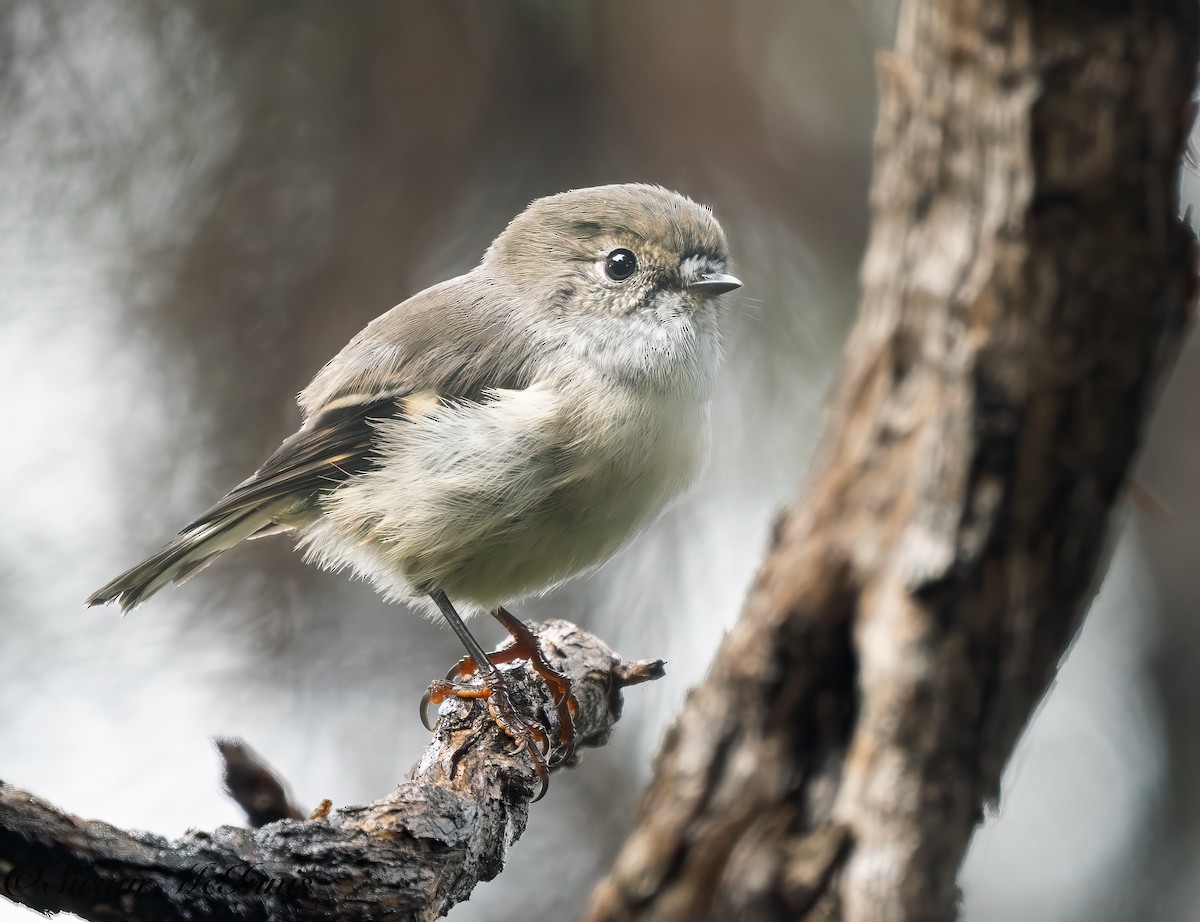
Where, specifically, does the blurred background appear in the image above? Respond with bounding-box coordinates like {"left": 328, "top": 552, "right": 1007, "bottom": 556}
{"left": 2, "top": 2, "right": 1198, "bottom": 919}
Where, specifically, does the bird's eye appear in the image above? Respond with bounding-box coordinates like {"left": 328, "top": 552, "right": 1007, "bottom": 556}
{"left": 604, "top": 248, "right": 638, "bottom": 281}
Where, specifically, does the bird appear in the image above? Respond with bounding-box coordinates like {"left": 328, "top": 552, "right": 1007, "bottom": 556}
{"left": 87, "top": 183, "right": 741, "bottom": 798}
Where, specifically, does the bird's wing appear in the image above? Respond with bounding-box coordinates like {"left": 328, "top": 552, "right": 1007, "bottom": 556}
{"left": 185, "top": 395, "right": 399, "bottom": 529}
{"left": 183, "top": 273, "right": 540, "bottom": 532}
{"left": 298, "top": 274, "right": 538, "bottom": 420}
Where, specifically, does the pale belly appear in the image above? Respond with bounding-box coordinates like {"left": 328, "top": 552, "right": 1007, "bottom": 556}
{"left": 305, "top": 382, "right": 710, "bottom": 609}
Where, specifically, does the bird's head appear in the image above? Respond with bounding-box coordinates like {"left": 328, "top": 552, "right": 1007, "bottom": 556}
{"left": 484, "top": 183, "right": 741, "bottom": 323}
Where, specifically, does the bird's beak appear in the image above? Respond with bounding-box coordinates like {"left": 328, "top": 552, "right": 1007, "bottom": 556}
{"left": 687, "top": 272, "right": 743, "bottom": 296}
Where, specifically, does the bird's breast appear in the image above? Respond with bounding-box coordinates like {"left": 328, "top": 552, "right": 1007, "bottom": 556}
{"left": 561, "top": 381, "right": 710, "bottom": 523}
{"left": 307, "top": 374, "right": 711, "bottom": 607}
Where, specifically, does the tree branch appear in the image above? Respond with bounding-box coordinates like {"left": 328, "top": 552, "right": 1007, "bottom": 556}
{"left": 216, "top": 738, "right": 306, "bottom": 828}
{"left": 587, "top": 1, "right": 1199, "bottom": 920}
{"left": 0, "top": 619, "right": 662, "bottom": 922}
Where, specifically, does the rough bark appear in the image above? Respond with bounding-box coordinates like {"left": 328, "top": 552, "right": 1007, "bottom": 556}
{"left": 587, "top": 2, "right": 1198, "bottom": 920}
{"left": 0, "top": 620, "right": 663, "bottom": 922}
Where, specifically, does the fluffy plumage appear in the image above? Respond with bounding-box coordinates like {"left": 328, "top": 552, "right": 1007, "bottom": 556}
{"left": 87, "top": 184, "right": 737, "bottom": 615}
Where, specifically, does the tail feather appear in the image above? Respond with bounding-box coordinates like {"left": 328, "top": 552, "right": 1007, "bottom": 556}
{"left": 88, "top": 390, "right": 382, "bottom": 612}
{"left": 86, "top": 509, "right": 275, "bottom": 612}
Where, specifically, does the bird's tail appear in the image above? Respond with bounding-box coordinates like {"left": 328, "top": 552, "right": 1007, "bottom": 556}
{"left": 86, "top": 508, "right": 277, "bottom": 612}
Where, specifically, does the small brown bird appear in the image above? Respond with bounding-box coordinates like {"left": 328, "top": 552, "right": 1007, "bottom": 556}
{"left": 87, "top": 183, "right": 741, "bottom": 797}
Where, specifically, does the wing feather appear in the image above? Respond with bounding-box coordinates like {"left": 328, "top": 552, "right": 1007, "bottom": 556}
{"left": 89, "top": 270, "right": 545, "bottom": 609}
{"left": 186, "top": 395, "right": 400, "bottom": 530}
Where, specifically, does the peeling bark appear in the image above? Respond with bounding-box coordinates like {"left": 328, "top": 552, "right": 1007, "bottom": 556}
{"left": 587, "top": 2, "right": 1199, "bottom": 920}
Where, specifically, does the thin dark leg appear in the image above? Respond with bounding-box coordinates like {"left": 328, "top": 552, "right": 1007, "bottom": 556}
{"left": 423, "top": 589, "right": 551, "bottom": 801}
{"left": 430, "top": 589, "right": 498, "bottom": 679}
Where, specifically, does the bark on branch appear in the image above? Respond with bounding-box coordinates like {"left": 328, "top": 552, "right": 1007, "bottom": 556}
{"left": 0, "top": 620, "right": 662, "bottom": 922}
{"left": 588, "top": 2, "right": 1199, "bottom": 920}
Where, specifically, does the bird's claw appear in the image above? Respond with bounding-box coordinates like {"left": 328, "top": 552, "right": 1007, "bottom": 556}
{"left": 422, "top": 669, "right": 553, "bottom": 800}
{"left": 487, "top": 609, "right": 578, "bottom": 768}
{"left": 445, "top": 655, "right": 478, "bottom": 682}
{"left": 420, "top": 614, "right": 578, "bottom": 800}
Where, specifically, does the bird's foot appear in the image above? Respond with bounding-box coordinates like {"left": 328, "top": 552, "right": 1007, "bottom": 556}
{"left": 433, "top": 614, "right": 578, "bottom": 766}
{"left": 419, "top": 614, "right": 578, "bottom": 801}
{"left": 421, "top": 669, "right": 553, "bottom": 801}
{"left": 488, "top": 609, "right": 578, "bottom": 767}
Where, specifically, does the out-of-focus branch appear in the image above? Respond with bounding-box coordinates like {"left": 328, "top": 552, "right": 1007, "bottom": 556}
{"left": 0, "top": 620, "right": 662, "bottom": 922}
{"left": 587, "top": 2, "right": 1198, "bottom": 920}
{"left": 216, "top": 738, "right": 306, "bottom": 828}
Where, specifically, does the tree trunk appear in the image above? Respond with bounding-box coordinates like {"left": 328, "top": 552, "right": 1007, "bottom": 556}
{"left": 586, "top": 1, "right": 1199, "bottom": 919}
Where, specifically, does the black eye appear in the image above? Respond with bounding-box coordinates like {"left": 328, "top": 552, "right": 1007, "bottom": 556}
{"left": 604, "top": 248, "right": 638, "bottom": 281}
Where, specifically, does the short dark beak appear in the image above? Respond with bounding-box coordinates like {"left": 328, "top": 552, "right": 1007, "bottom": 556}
{"left": 688, "top": 273, "right": 743, "bottom": 296}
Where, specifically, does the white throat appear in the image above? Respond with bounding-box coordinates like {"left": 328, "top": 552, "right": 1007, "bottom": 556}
{"left": 540, "top": 303, "right": 723, "bottom": 398}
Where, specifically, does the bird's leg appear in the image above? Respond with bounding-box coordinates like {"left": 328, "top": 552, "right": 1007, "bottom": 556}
{"left": 427, "top": 606, "right": 578, "bottom": 768}
{"left": 422, "top": 589, "right": 551, "bottom": 800}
